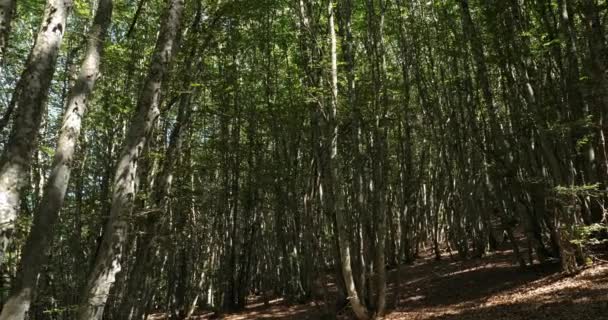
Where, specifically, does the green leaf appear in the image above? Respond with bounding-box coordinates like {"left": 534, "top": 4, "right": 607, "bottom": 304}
{"left": 40, "top": 145, "right": 55, "bottom": 157}
{"left": 74, "top": 0, "right": 92, "bottom": 18}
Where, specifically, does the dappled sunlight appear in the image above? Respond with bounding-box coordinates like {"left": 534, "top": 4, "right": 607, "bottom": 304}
{"left": 4, "top": 0, "right": 608, "bottom": 319}
{"left": 390, "top": 259, "right": 558, "bottom": 311}
{"left": 384, "top": 262, "right": 608, "bottom": 320}
{"left": 176, "top": 253, "right": 608, "bottom": 320}
{"left": 206, "top": 303, "right": 321, "bottom": 320}
{"left": 439, "top": 261, "right": 513, "bottom": 278}
{"left": 176, "top": 296, "right": 328, "bottom": 320}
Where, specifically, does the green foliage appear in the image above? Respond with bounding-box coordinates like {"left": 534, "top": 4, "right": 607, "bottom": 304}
{"left": 39, "top": 145, "right": 55, "bottom": 157}
{"left": 571, "top": 223, "right": 608, "bottom": 247}
{"left": 554, "top": 183, "right": 603, "bottom": 198}
{"left": 575, "top": 134, "right": 592, "bottom": 152}
{"left": 42, "top": 305, "right": 78, "bottom": 316}
{"left": 74, "top": 0, "right": 92, "bottom": 18}
{"left": 15, "top": 215, "right": 33, "bottom": 235}
{"left": 542, "top": 38, "right": 561, "bottom": 47}
{"left": 3, "top": 0, "right": 608, "bottom": 317}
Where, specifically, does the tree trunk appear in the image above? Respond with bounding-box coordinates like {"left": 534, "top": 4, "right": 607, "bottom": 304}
{"left": 365, "top": 0, "right": 388, "bottom": 315}
{"left": 0, "top": 0, "right": 15, "bottom": 63}
{"left": 76, "top": 1, "right": 183, "bottom": 319}
{"left": 458, "top": 0, "right": 506, "bottom": 162}
{"left": 581, "top": 0, "right": 608, "bottom": 222}
{"left": 119, "top": 87, "right": 193, "bottom": 320}
{"left": 0, "top": 0, "right": 72, "bottom": 265}
{"left": 0, "top": 1, "right": 112, "bottom": 318}
{"left": 329, "top": 1, "right": 369, "bottom": 319}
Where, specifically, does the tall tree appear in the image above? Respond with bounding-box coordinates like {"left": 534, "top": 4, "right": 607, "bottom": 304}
{"left": 329, "top": 0, "right": 369, "bottom": 318}
{"left": 76, "top": 0, "right": 183, "bottom": 318}
{"left": 0, "top": 0, "right": 72, "bottom": 265}
{"left": 0, "top": 0, "right": 113, "bottom": 318}
{"left": 0, "top": 0, "right": 605, "bottom": 318}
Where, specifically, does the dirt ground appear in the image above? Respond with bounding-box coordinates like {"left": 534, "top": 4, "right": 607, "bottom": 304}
{"left": 383, "top": 252, "right": 608, "bottom": 320}
{"left": 156, "top": 250, "right": 608, "bottom": 320}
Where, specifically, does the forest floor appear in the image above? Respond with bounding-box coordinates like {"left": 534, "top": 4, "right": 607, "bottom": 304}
{"left": 173, "top": 249, "right": 608, "bottom": 320}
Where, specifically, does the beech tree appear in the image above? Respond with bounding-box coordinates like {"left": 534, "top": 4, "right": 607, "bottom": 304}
{"left": 0, "top": 0, "right": 112, "bottom": 318}
{"left": 0, "top": 0, "right": 605, "bottom": 319}
{"left": 77, "top": 0, "right": 183, "bottom": 318}
{"left": 0, "top": 0, "right": 15, "bottom": 63}
{"left": 0, "top": 0, "right": 71, "bottom": 265}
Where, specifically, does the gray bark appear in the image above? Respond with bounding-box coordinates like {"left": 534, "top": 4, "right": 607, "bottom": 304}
{"left": 458, "top": 0, "right": 507, "bottom": 157}
{"left": 0, "top": 0, "right": 15, "bottom": 62}
{"left": 0, "top": 0, "right": 72, "bottom": 265}
{"left": 76, "top": 0, "right": 183, "bottom": 319}
{"left": 118, "top": 90, "right": 193, "bottom": 320}
{"left": 365, "top": 0, "right": 388, "bottom": 315}
{"left": 329, "top": 2, "right": 369, "bottom": 319}
{"left": 0, "top": 1, "right": 112, "bottom": 319}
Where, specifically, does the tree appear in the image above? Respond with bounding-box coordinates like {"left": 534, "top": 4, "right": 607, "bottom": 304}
{"left": 0, "top": 0, "right": 112, "bottom": 318}
{"left": 0, "top": 0, "right": 16, "bottom": 63}
{"left": 329, "top": 0, "right": 369, "bottom": 318}
{"left": 76, "top": 0, "right": 183, "bottom": 318}
{"left": 0, "top": 0, "right": 72, "bottom": 266}
{"left": 0, "top": 0, "right": 606, "bottom": 318}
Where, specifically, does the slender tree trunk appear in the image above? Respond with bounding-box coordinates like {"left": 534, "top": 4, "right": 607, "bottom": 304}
{"left": 119, "top": 85, "right": 192, "bottom": 320}
{"left": 117, "top": 4, "right": 202, "bottom": 316}
{"left": 0, "top": 1, "right": 112, "bottom": 318}
{"left": 0, "top": 0, "right": 72, "bottom": 265}
{"left": 365, "top": 0, "right": 388, "bottom": 315}
{"left": 458, "top": 0, "right": 506, "bottom": 162}
{"left": 581, "top": 1, "right": 608, "bottom": 213}
{"left": 76, "top": 1, "right": 183, "bottom": 319}
{"left": 329, "top": 2, "right": 369, "bottom": 318}
{"left": 0, "top": 0, "right": 15, "bottom": 63}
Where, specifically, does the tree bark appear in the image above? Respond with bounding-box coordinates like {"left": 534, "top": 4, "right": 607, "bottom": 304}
{"left": 76, "top": 1, "right": 183, "bottom": 319}
{"left": 117, "top": 3, "right": 204, "bottom": 315}
{"left": 0, "top": 0, "right": 72, "bottom": 265}
{"left": 0, "top": 0, "right": 15, "bottom": 63}
{"left": 119, "top": 91, "right": 193, "bottom": 320}
{"left": 458, "top": 0, "right": 506, "bottom": 160}
{"left": 365, "top": 0, "right": 388, "bottom": 315}
{"left": 329, "top": 1, "right": 369, "bottom": 319}
{"left": 0, "top": 0, "right": 112, "bottom": 318}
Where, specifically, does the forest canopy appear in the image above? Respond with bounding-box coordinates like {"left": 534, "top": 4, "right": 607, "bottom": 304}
{"left": 0, "top": 0, "right": 607, "bottom": 319}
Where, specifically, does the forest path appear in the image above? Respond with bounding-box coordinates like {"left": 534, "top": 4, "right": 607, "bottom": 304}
{"left": 184, "top": 251, "right": 608, "bottom": 319}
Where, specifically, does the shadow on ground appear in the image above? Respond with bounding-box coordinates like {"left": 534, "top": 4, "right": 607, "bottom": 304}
{"left": 387, "top": 251, "right": 561, "bottom": 311}
{"left": 157, "top": 250, "right": 608, "bottom": 319}
{"left": 383, "top": 252, "right": 608, "bottom": 320}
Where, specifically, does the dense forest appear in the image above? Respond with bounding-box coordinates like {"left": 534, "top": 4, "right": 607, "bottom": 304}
{"left": 0, "top": 0, "right": 607, "bottom": 319}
